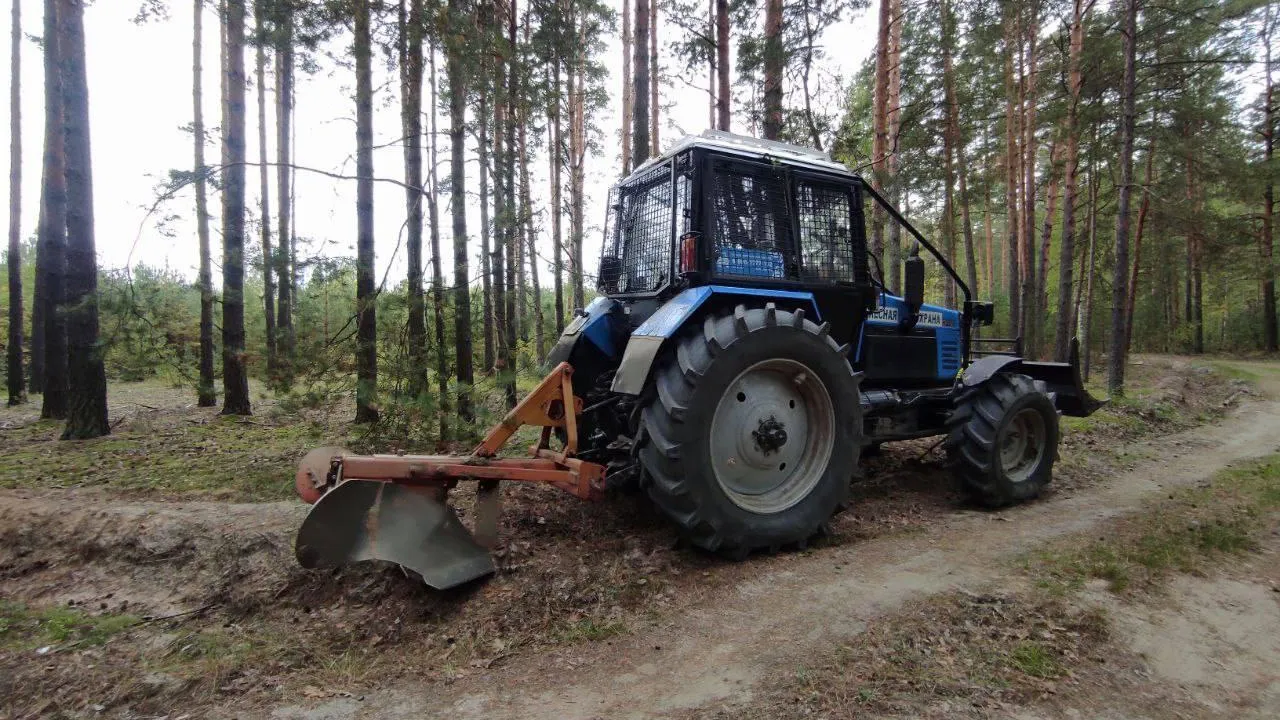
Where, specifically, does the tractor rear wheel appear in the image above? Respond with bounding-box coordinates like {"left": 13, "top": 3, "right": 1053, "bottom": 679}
{"left": 945, "top": 372, "right": 1059, "bottom": 507}
{"left": 639, "top": 303, "right": 862, "bottom": 556}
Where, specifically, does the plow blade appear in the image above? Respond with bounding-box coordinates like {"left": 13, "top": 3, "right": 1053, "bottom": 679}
{"left": 295, "top": 479, "right": 496, "bottom": 590}
{"left": 1019, "top": 338, "right": 1107, "bottom": 418}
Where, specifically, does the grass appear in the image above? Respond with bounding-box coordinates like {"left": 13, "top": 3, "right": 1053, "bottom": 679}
{"left": 556, "top": 617, "right": 628, "bottom": 642}
{"left": 1029, "top": 453, "right": 1280, "bottom": 594}
{"left": 0, "top": 601, "right": 140, "bottom": 651}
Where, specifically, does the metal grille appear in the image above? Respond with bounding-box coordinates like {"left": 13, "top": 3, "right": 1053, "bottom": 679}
{"left": 599, "top": 161, "right": 674, "bottom": 295}
{"left": 795, "top": 181, "right": 863, "bottom": 285}
{"left": 710, "top": 163, "right": 796, "bottom": 280}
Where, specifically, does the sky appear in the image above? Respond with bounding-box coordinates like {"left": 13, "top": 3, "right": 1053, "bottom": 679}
{"left": 1, "top": 0, "right": 877, "bottom": 292}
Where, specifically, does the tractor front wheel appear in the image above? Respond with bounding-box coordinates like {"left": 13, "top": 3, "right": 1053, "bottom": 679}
{"left": 639, "top": 303, "right": 862, "bottom": 556}
{"left": 945, "top": 373, "right": 1059, "bottom": 507}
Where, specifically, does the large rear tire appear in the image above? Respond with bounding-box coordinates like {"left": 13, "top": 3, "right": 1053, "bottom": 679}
{"left": 639, "top": 303, "right": 862, "bottom": 555}
{"left": 946, "top": 372, "right": 1059, "bottom": 507}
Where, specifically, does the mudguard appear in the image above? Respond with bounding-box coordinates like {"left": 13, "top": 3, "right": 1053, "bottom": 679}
{"left": 962, "top": 338, "right": 1105, "bottom": 418}
{"left": 609, "top": 285, "right": 822, "bottom": 395}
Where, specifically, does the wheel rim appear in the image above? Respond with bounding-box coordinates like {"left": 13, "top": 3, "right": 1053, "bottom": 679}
{"left": 709, "top": 359, "right": 835, "bottom": 514}
{"left": 998, "top": 407, "right": 1047, "bottom": 483}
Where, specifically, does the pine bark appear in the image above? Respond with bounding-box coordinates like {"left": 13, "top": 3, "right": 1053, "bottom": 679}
{"left": 274, "top": 6, "right": 293, "bottom": 378}
{"left": 254, "top": 2, "right": 275, "bottom": 375}
{"left": 1109, "top": 0, "right": 1138, "bottom": 394}
{"left": 632, "top": 0, "right": 650, "bottom": 165}
{"left": 885, "top": 0, "right": 903, "bottom": 291}
{"left": 569, "top": 24, "right": 586, "bottom": 311}
{"left": 446, "top": 0, "right": 473, "bottom": 423}
{"left": 221, "top": 0, "right": 251, "bottom": 416}
{"left": 549, "top": 61, "right": 565, "bottom": 332}
{"left": 194, "top": 0, "right": 215, "bottom": 406}
{"left": 1054, "top": 0, "right": 1085, "bottom": 362}
{"left": 490, "top": 0, "right": 508, "bottom": 399}
{"left": 1036, "top": 139, "right": 1061, "bottom": 340}
{"left": 622, "top": 0, "right": 632, "bottom": 174}
{"left": 517, "top": 52, "right": 544, "bottom": 360}
{"left": 58, "top": 0, "right": 109, "bottom": 438}
{"left": 7, "top": 0, "right": 23, "bottom": 406}
{"left": 1263, "top": 3, "right": 1277, "bottom": 351}
{"left": 649, "top": 0, "right": 659, "bottom": 151}
{"left": 1124, "top": 136, "right": 1156, "bottom": 358}
{"left": 762, "top": 0, "right": 783, "bottom": 140}
{"left": 869, "top": 0, "right": 891, "bottom": 269}
{"left": 36, "top": 0, "right": 66, "bottom": 417}
{"left": 353, "top": 0, "right": 378, "bottom": 423}
{"left": 942, "top": 0, "right": 977, "bottom": 300}
{"left": 941, "top": 0, "right": 959, "bottom": 307}
{"left": 478, "top": 91, "right": 495, "bottom": 372}
{"left": 716, "top": 0, "right": 730, "bottom": 130}
{"left": 427, "top": 43, "right": 449, "bottom": 440}
{"left": 400, "top": 0, "right": 427, "bottom": 399}
{"left": 1019, "top": 7, "right": 1039, "bottom": 356}
{"left": 503, "top": 0, "right": 518, "bottom": 407}
{"left": 1003, "top": 11, "right": 1021, "bottom": 336}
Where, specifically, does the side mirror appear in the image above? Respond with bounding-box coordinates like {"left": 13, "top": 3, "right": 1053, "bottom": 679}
{"left": 903, "top": 252, "right": 924, "bottom": 313}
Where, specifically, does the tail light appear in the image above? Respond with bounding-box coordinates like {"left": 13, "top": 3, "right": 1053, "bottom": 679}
{"left": 679, "top": 232, "right": 699, "bottom": 275}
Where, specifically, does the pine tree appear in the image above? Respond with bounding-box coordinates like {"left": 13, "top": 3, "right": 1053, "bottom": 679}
{"left": 221, "top": 0, "right": 252, "bottom": 416}
{"left": 353, "top": 0, "right": 378, "bottom": 423}
{"left": 6, "top": 0, "right": 23, "bottom": 406}
{"left": 1109, "top": 0, "right": 1139, "bottom": 394}
{"left": 193, "top": 0, "right": 216, "bottom": 406}
{"left": 58, "top": 0, "right": 109, "bottom": 439}
{"left": 36, "top": 0, "right": 67, "bottom": 419}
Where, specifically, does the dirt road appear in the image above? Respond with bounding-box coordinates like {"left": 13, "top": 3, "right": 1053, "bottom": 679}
{"left": 269, "top": 361, "right": 1280, "bottom": 720}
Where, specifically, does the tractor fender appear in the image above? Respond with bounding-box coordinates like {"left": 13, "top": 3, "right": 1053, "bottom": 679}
{"left": 545, "top": 296, "right": 623, "bottom": 369}
{"left": 960, "top": 354, "right": 1023, "bottom": 387}
{"left": 610, "top": 285, "right": 822, "bottom": 396}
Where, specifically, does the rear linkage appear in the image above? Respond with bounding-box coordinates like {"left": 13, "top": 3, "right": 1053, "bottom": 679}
{"left": 293, "top": 362, "right": 606, "bottom": 590}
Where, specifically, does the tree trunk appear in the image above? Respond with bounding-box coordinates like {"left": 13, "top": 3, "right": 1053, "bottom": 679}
{"left": 400, "top": 0, "right": 427, "bottom": 399}
{"left": 1003, "top": 10, "right": 1020, "bottom": 337}
{"left": 622, "top": 0, "right": 631, "bottom": 174}
{"left": 6, "top": 0, "right": 23, "bottom": 406}
{"left": 649, "top": 0, "right": 659, "bottom": 152}
{"left": 58, "top": 0, "right": 108, "bottom": 438}
{"left": 762, "top": 0, "right": 783, "bottom": 140}
{"left": 274, "top": 6, "right": 293, "bottom": 380}
{"left": 1019, "top": 7, "right": 1039, "bottom": 357}
{"left": 569, "top": 26, "right": 586, "bottom": 311}
{"left": 1082, "top": 157, "right": 1098, "bottom": 381}
{"left": 716, "top": 0, "right": 729, "bottom": 130}
{"left": 427, "top": 42, "right": 449, "bottom": 441}
{"left": 221, "top": 0, "right": 251, "bottom": 416}
{"left": 273, "top": 8, "right": 293, "bottom": 379}
{"left": 1054, "top": 0, "right": 1085, "bottom": 362}
{"left": 1108, "top": 0, "right": 1138, "bottom": 394}
{"left": 491, "top": 0, "right": 509, "bottom": 399}
{"left": 478, "top": 91, "right": 495, "bottom": 373}
{"left": 869, "top": 0, "right": 891, "bottom": 269}
{"left": 940, "top": 0, "right": 959, "bottom": 307}
{"left": 446, "top": 0, "right": 473, "bottom": 424}
{"left": 1124, "top": 135, "right": 1156, "bottom": 358}
{"left": 1263, "top": 2, "right": 1277, "bottom": 351}
{"left": 550, "top": 60, "right": 565, "bottom": 333}
{"left": 885, "top": 0, "right": 903, "bottom": 292}
{"left": 36, "top": 0, "right": 66, "bottom": 417}
{"left": 1036, "top": 139, "right": 1061, "bottom": 347}
{"left": 353, "top": 0, "right": 377, "bottom": 423}
{"left": 517, "top": 55, "right": 544, "bottom": 361}
{"left": 193, "top": 0, "right": 215, "bottom": 406}
{"left": 254, "top": 2, "right": 275, "bottom": 376}
{"left": 632, "top": 0, "right": 650, "bottom": 165}
{"left": 503, "top": 0, "right": 518, "bottom": 406}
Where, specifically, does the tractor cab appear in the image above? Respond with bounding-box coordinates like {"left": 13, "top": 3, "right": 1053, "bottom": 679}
{"left": 594, "top": 130, "right": 989, "bottom": 391}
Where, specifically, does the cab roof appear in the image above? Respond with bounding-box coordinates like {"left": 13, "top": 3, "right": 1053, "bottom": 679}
{"left": 632, "top": 130, "right": 858, "bottom": 180}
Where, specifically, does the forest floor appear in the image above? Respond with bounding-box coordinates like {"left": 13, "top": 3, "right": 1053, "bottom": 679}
{"left": 0, "top": 355, "right": 1275, "bottom": 719}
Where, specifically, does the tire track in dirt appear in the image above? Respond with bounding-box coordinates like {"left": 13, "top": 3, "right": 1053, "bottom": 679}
{"left": 272, "top": 362, "right": 1280, "bottom": 720}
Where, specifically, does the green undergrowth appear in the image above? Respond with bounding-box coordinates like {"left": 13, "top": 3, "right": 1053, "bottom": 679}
{"left": 0, "top": 601, "right": 140, "bottom": 652}
{"left": 1029, "top": 453, "right": 1280, "bottom": 594}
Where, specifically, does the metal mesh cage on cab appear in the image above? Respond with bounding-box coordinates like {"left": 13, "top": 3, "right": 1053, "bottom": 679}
{"left": 709, "top": 161, "right": 798, "bottom": 281}
{"left": 598, "top": 161, "right": 675, "bottom": 295}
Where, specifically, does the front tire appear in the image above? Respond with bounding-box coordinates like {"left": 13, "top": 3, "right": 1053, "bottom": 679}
{"left": 640, "top": 303, "right": 862, "bottom": 555}
{"left": 946, "top": 372, "right": 1059, "bottom": 507}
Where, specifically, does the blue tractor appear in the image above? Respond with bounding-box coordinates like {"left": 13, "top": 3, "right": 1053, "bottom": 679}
{"left": 293, "top": 131, "right": 1103, "bottom": 589}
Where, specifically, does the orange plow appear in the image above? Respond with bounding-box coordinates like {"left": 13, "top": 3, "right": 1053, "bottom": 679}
{"left": 294, "top": 363, "right": 606, "bottom": 589}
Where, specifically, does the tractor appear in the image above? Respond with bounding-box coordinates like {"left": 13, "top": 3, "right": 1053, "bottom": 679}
{"left": 293, "top": 131, "right": 1103, "bottom": 590}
